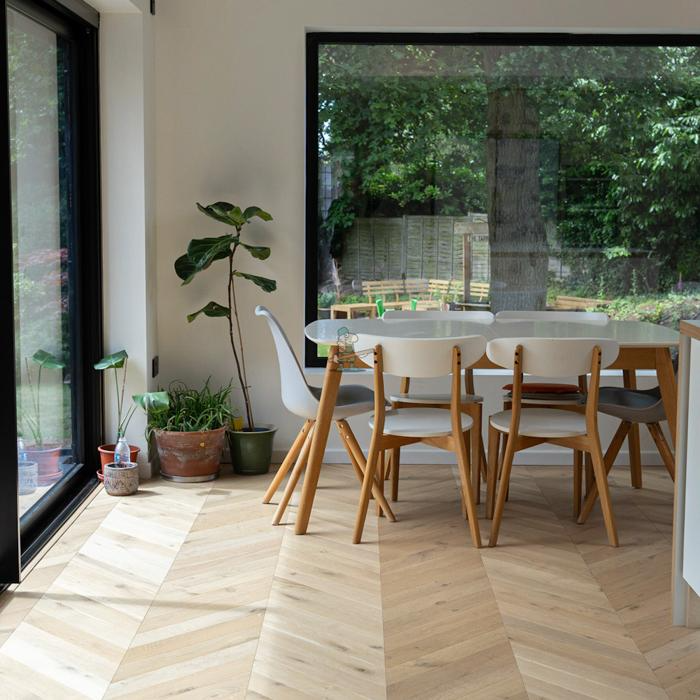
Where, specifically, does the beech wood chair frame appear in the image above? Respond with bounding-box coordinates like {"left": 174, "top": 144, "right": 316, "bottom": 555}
{"left": 487, "top": 341, "right": 620, "bottom": 547}
{"left": 354, "top": 343, "right": 482, "bottom": 547}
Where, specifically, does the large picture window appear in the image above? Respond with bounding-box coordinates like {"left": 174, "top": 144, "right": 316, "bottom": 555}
{"left": 1, "top": 0, "right": 101, "bottom": 583}
{"left": 305, "top": 34, "right": 700, "bottom": 365}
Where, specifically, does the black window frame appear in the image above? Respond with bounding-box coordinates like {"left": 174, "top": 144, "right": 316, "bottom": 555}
{"left": 0, "top": 0, "right": 102, "bottom": 584}
{"left": 304, "top": 31, "right": 700, "bottom": 368}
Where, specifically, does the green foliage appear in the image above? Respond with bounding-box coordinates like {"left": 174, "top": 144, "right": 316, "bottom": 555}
{"left": 94, "top": 350, "right": 128, "bottom": 370}
{"left": 318, "top": 43, "right": 700, "bottom": 297}
{"left": 175, "top": 202, "right": 277, "bottom": 430}
{"left": 22, "top": 349, "right": 66, "bottom": 446}
{"left": 146, "top": 381, "right": 234, "bottom": 435}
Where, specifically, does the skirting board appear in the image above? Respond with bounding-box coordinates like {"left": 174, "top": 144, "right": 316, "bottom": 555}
{"left": 270, "top": 447, "right": 664, "bottom": 467}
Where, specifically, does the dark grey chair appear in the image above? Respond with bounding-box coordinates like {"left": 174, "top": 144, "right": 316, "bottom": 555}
{"left": 597, "top": 385, "right": 674, "bottom": 477}
{"left": 578, "top": 384, "right": 674, "bottom": 523}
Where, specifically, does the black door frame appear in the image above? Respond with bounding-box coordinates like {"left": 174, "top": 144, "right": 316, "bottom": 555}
{"left": 0, "top": 0, "right": 102, "bottom": 584}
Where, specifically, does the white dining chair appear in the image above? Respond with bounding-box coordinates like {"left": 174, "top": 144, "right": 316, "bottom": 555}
{"left": 353, "top": 333, "right": 487, "bottom": 547}
{"left": 485, "top": 337, "right": 620, "bottom": 547}
{"left": 495, "top": 310, "right": 610, "bottom": 324}
{"left": 256, "top": 306, "right": 395, "bottom": 524}
{"left": 496, "top": 309, "right": 611, "bottom": 512}
{"left": 380, "top": 309, "right": 492, "bottom": 504}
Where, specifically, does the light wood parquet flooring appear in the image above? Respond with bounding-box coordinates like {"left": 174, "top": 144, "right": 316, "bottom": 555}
{"left": 0, "top": 459, "right": 698, "bottom": 699}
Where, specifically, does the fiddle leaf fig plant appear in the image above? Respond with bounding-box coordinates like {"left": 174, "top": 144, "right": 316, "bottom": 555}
{"left": 174, "top": 201, "right": 277, "bottom": 430}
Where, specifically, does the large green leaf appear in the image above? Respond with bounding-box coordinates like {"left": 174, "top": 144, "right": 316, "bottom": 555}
{"left": 174, "top": 254, "right": 198, "bottom": 284}
{"left": 196, "top": 202, "right": 246, "bottom": 228}
{"left": 241, "top": 243, "right": 271, "bottom": 260}
{"left": 242, "top": 206, "right": 273, "bottom": 222}
{"left": 175, "top": 235, "right": 233, "bottom": 284}
{"left": 233, "top": 271, "right": 277, "bottom": 293}
{"left": 186, "top": 301, "right": 231, "bottom": 323}
{"left": 94, "top": 349, "right": 128, "bottom": 370}
{"left": 132, "top": 391, "right": 169, "bottom": 411}
{"left": 31, "top": 349, "right": 65, "bottom": 369}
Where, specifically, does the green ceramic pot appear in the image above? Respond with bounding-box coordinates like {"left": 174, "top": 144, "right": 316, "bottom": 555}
{"left": 228, "top": 425, "right": 277, "bottom": 475}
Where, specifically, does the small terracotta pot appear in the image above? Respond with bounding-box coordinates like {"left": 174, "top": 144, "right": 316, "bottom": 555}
{"left": 155, "top": 427, "right": 226, "bottom": 482}
{"left": 97, "top": 444, "right": 141, "bottom": 480}
{"left": 103, "top": 462, "right": 139, "bottom": 496}
{"left": 25, "top": 444, "right": 64, "bottom": 486}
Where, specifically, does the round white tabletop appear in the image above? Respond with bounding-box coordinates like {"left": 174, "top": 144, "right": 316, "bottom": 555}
{"left": 305, "top": 318, "right": 679, "bottom": 348}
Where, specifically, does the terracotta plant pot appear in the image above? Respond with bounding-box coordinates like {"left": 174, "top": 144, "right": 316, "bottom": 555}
{"left": 155, "top": 426, "right": 226, "bottom": 482}
{"left": 103, "top": 462, "right": 139, "bottom": 496}
{"left": 18, "top": 461, "right": 38, "bottom": 496}
{"left": 24, "top": 444, "right": 64, "bottom": 486}
{"left": 97, "top": 444, "right": 141, "bottom": 480}
{"left": 228, "top": 425, "right": 277, "bottom": 475}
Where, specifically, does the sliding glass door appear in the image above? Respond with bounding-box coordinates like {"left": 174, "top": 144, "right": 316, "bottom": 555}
{"left": 0, "top": 0, "right": 101, "bottom": 584}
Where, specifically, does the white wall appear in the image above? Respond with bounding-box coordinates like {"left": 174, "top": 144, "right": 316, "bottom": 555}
{"left": 153, "top": 0, "right": 698, "bottom": 466}
{"left": 98, "top": 0, "right": 157, "bottom": 476}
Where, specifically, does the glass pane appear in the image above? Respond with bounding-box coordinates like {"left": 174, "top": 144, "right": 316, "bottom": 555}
{"left": 8, "top": 8, "right": 77, "bottom": 517}
{"left": 313, "top": 41, "right": 700, "bottom": 353}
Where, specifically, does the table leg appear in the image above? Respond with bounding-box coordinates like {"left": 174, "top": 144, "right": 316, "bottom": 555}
{"left": 295, "top": 344, "right": 342, "bottom": 535}
{"left": 623, "top": 369, "right": 642, "bottom": 489}
{"left": 656, "top": 347, "right": 678, "bottom": 448}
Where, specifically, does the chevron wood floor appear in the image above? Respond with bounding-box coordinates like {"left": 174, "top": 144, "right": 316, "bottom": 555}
{"left": 0, "top": 460, "right": 699, "bottom": 699}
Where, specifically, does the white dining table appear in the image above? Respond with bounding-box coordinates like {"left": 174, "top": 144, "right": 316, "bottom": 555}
{"left": 293, "top": 317, "right": 679, "bottom": 535}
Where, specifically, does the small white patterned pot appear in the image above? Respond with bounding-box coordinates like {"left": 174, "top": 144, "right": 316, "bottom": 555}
{"left": 103, "top": 462, "right": 139, "bottom": 496}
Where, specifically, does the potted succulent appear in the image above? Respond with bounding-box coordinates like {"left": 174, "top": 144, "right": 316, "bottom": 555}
{"left": 147, "top": 381, "right": 233, "bottom": 482}
{"left": 21, "top": 349, "right": 67, "bottom": 486}
{"left": 94, "top": 350, "right": 141, "bottom": 475}
{"left": 175, "top": 201, "right": 277, "bottom": 475}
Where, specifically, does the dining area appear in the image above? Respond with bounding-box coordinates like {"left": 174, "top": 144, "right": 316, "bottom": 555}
{"left": 259, "top": 308, "right": 679, "bottom": 553}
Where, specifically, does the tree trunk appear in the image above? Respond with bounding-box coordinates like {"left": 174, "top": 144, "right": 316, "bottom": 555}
{"left": 486, "top": 85, "right": 548, "bottom": 312}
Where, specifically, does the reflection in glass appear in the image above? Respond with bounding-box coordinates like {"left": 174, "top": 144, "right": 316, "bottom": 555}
{"left": 8, "top": 8, "right": 76, "bottom": 515}
{"left": 313, "top": 42, "right": 700, "bottom": 339}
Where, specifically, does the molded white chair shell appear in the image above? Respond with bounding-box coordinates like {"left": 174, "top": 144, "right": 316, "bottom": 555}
{"left": 490, "top": 408, "right": 586, "bottom": 438}
{"left": 383, "top": 310, "right": 494, "bottom": 323}
{"left": 356, "top": 334, "right": 487, "bottom": 379}
{"left": 486, "top": 337, "right": 619, "bottom": 377}
{"left": 256, "top": 306, "right": 374, "bottom": 420}
{"left": 495, "top": 310, "right": 609, "bottom": 324}
{"left": 370, "top": 408, "right": 474, "bottom": 438}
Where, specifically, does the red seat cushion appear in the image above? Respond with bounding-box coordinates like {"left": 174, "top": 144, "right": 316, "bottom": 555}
{"left": 502, "top": 382, "right": 581, "bottom": 394}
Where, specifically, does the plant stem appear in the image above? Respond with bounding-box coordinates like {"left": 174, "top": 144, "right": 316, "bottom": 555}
{"left": 37, "top": 364, "right": 42, "bottom": 447}
{"left": 118, "top": 358, "right": 128, "bottom": 434}
{"left": 227, "top": 245, "right": 255, "bottom": 430}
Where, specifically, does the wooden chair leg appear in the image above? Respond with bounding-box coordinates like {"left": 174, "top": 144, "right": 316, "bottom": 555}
{"left": 338, "top": 420, "right": 396, "bottom": 522}
{"left": 588, "top": 439, "right": 619, "bottom": 546}
{"left": 390, "top": 447, "right": 400, "bottom": 502}
{"left": 376, "top": 452, "right": 386, "bottom": 517}
{"left": 647, "top": 422, "right": 675, "bottom": 480}
{"left": 471, "top": 405, "right": 482, "bottom": 505}
{"left": 335, "top": 420, "right": 365, "bottom": 484}
{"left": 573, "top": 450, "right": 582, "bottom": 519}
{"left": 272, "top": 425, "right": 315, "bottom": 525}
{"left": 486, "top": 425, "right": 499, "bottom": 519}
{"left": 578, "top": 420, "right": 630, "bottom": 524}
{"left": 489, "top": 432, "right": 516, "bottom": 547}
{"left": 585, "top": 454, "right": 594, "bottom": 496}
{"left": 623, "top": 369, "right": 643, "bottom": 489}
{"left": 384, "top": 450, "right": 391, "bottom": 480}
{"left": 262, "top": 420, "right": 312, "bottom": 503}
{"left": 455, "top": 428, "right": 482, "bottom": 548}
{"left": 353, "top": 445, "right": 381, "bottom": 544}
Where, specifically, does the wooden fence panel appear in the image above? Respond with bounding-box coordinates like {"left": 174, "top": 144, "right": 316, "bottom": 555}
{"left": 338, "top": 215, "right": 489, "bottom": 292}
